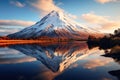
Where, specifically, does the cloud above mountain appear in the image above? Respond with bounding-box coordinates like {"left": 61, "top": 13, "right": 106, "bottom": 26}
{"left": 81, "top": 12, "right": 120, "bottom": 33}
{"left": 0, "top": 20, "right": 35, "bottom": 27}
{"left": 0, "top": 20, "right": 35, "bottom": 35}
{"left": 30, "top": 0, "right": 63, "bottom": 16}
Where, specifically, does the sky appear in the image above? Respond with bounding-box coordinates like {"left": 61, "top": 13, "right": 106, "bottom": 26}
{"left": 0, "top": 0, "right": 120, "bottom": 36}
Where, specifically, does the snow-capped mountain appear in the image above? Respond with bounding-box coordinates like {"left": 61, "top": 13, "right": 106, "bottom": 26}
{"left": 7, "top": 10, "right": 95, "bottom": 39}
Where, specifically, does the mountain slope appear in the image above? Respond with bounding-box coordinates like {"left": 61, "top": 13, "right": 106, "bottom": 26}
{"left": 7, "top": 11, "right": 96, "bottom": 39}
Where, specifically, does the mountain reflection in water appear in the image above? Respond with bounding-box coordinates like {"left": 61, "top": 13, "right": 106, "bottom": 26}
{"left": 8, "top": 42, "right": 90, "bottom": 72}
{"left": 0, "top": 41, "right": 119, "bottom": 80}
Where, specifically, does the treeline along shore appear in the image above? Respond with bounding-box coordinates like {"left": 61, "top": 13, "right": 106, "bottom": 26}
{"left": 87, "top": 28, "right": 120, "bottom": 49}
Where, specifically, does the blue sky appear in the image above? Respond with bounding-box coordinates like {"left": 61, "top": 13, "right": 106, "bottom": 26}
{"left": 0, "top": 0, "right": 120, "bottom": 35}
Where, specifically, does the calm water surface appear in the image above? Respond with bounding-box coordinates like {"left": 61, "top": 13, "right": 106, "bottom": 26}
{"left": 0, "top": 41, "right": 119, "bottom": 80}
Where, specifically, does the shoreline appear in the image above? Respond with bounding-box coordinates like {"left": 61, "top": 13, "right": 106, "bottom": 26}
{"left": 0, "top": 40, "right": 87, "bottom": 47}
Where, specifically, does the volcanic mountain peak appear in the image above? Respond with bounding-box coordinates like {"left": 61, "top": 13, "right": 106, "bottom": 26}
{"left": 7, "top": 10, "right": 97, "bottom": 39}
{"left": 34, "top": 10, "right": 81, "bottom": 30}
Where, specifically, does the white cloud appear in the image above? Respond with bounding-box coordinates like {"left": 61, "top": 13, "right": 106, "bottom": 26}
{"left": 29, "top": 0, "right": 77, "bottom": 20}
{"left": 0, "top": 26, "right": 22, "bottom": 36}
{"left": 81, "top": 12, "right": 120, "bottom": 33}
{"left": 30, "top": 0, "right": 63, "bottom": 16}
{"left": 0, "top": 20, "right": 35, "bottom": 35}
{"left": 95, "top": 0, "right": 119, "bottom": 4}
{"left": 0, "top": 20, "right": 35, "bottom": 27}
{"left": 82, "top": 12, "right": 108, "bottom": 24}
{"left": 26, "top": 0, "right": 78, "bottom": 21}
{"left": 10, "top": 1, "right": 25, "bottom": 7}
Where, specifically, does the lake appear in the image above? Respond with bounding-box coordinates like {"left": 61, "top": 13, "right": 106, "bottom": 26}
{"left": 0, "top": 41, "right": 119, "bottom": 80}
